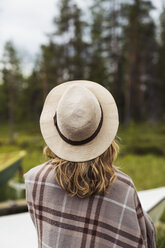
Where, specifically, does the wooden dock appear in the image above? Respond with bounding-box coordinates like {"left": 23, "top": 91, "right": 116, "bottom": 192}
{"left": 0, "top": 199, "right": 27, "bottom": 216}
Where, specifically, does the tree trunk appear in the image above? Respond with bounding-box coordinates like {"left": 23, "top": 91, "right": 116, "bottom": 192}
{"left": 8, "top": 73, "right": 14, "bottom": 144}
{"left": 42, "top": 70, "right": 49, "bottom": 100}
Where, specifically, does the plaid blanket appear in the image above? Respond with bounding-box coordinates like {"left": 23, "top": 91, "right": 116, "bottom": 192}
{"left": 24, "top": 161, "right": 156, "bottom": 248}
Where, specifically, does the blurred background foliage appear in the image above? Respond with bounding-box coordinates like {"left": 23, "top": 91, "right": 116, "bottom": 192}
{"left": 1, "top": 0, "right": 165, "bottom": 128}
{"left": 0, "top": 0, "right": 165, "bottom": 245}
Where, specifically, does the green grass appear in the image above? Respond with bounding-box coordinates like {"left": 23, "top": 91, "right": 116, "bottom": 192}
{"left": 118, "top": 122, "right": 165, "bottom": 156}
{"left": 0, "top": 121, "right": 165, "bottom": 189}
{"left": 116, "top": 154, "right": 165, "bottom": 191}
{"left": 156, "top": 221, "right": 165, "bottom": 248}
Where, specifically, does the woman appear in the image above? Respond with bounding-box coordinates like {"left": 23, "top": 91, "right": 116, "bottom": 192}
{"left": 24, "top": 80, "right": 156, "bottom": 248}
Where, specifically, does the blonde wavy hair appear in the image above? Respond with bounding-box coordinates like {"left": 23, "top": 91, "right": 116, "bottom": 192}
{"left": 44, "top": 140, "right": 119, "bottom": 198}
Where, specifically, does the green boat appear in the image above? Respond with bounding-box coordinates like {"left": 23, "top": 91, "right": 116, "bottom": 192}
{"left": 0, "top": 151, "right": 26, "bottom": 187}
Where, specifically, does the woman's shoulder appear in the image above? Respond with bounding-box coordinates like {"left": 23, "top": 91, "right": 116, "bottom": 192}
{"left": 114, "top": 167, "right": 136, "bottom": 190}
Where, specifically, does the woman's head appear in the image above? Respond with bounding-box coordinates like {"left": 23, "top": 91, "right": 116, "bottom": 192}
{"left": 44, "top": 140, "right": 119, "bottom": 198}
{"left": 40, "top": 80, "right": 119, "bottom": 162}
{"left": 40, "top": 80, "right": 119, "bottom": 198}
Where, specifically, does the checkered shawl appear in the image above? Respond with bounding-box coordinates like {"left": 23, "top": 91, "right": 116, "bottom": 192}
{"left": 24, "top": 161, "right": 156, "bottom": 248}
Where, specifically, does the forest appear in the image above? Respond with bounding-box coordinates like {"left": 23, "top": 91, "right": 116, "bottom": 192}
{"left": 0, "top": 0, "right": 165, "bottom": 143}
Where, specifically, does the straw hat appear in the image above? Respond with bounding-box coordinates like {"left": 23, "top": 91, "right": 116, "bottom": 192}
{"left": 40, "top": 80, "right": 119, "bottom": 162}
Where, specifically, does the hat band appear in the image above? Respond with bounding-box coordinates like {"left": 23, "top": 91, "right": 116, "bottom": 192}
{"left": 53, "top": 106, "right": 103, "bottom": 146}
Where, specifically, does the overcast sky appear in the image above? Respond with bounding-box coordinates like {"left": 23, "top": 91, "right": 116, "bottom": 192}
{"left": 0, "top": 0, "right": 163, "bottom": 66}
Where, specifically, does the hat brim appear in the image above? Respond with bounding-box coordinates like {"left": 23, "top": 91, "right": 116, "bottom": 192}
{"left": 40, "top": 80, "right": 119, "bottom": 162}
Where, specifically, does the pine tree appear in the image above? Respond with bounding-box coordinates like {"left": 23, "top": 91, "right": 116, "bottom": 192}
{"left": 40, "top": 0, "right": 88, "bottom": 85}
{"left": 1, "top": 41, "right": 23, "bottom": 143}
{"left": 103, "top": 0, "right": 124, "bottom": 117}
{"left": 88, "top": 0, "right": 109, "bottom": 88}
{"left": 53, "top": 0, "right": 74, "bottom": 81}
{"left": 70, "top": 4, "right": 88, "bottom": 79}
{"left": 121, "top": 0, "right": 156, "bottom": 122}
{"left": 141, "top": 21, "right": 159, "bottom": 122}
{"left": 24, "top": 68, "right": 43, "bottom": 121}
{"left": 40, "top": 41, "right": 64, "bottom": 97}
{"left": 158, "top": 8, "right": 165, "bottom": 119}
{"left": 88, "top": 0, "right": 124, "bottom": 118}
